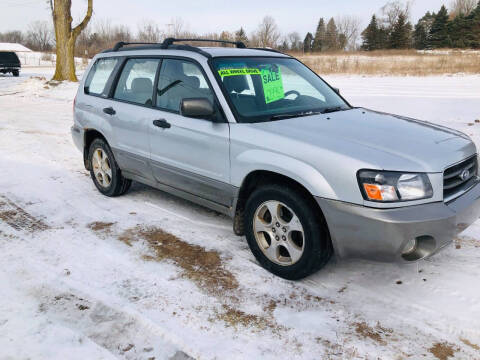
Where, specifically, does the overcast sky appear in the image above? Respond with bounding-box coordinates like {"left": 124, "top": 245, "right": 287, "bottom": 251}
{"left": 1, "top": 0, "right": 449, "bottom": 36}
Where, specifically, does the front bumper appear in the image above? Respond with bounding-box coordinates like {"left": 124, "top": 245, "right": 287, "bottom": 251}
{"left": 316, "top": 182, "right": 480, "bottom": 262}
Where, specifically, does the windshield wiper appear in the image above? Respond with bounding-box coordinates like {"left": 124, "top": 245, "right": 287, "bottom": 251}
{"left": 270, "top": 111, "right": 322, "bottom": 121}
{"left": 321, "top": 106, "right": 348, "bottom": 114}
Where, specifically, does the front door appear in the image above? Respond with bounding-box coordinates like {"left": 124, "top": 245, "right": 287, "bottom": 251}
{"left": 148, "top": 58, "right": 232, "bottom": 206}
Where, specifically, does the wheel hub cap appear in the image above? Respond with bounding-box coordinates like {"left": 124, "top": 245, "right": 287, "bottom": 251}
{"left": 92, "top": 148, "right": 112, "bottom": 188}
{"left": 253, "top": 200, "right": 305, "bottom": 266}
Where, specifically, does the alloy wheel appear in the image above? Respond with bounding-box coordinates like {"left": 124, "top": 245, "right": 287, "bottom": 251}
{"left": 253, "top": 200, "right": 305, "bottom": 266}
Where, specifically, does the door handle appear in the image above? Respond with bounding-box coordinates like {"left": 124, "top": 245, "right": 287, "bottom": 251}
{"left": 103, "top": 107, "right": 116, "bottom": 115}
{"left": 153, "top": 119, "right": 171, "bottom": 129}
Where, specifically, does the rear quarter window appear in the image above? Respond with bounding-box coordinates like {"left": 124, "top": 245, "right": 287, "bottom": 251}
{"left": 84, "top": 58, "right": 118, "bottom": 96}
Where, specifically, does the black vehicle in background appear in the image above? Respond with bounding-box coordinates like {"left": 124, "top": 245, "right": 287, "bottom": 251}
{"left": 0, "top": 52, "right": 21, "bottom": 77}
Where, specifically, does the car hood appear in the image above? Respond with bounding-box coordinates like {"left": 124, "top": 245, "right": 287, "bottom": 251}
{"left": 246, "top": 108, "right": 476, "bottom": 172}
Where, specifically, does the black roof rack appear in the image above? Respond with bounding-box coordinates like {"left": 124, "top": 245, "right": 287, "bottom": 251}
{"left": 104, "top": 38, "right": 289, "bottom": 59}
{"left": 160, "top": 37, "right": 246, "bottom": 49}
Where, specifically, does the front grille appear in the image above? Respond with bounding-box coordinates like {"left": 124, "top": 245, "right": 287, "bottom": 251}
{"left": 443, "top": 155, "right": 478, "bottom": 200}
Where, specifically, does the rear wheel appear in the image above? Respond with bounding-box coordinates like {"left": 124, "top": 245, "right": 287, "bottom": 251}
{"left": 12, "top": 70, "right": 19, "bottom": 77}
{"left": 88, "top": 138, "right": 131, "bottom": 197}
{"left": 244, "top": 184, "right": 332, "bottom": 280}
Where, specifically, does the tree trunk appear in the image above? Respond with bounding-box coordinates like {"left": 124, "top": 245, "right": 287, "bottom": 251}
{"left": 51, "top": 0, "right": 93, "bottom": 82}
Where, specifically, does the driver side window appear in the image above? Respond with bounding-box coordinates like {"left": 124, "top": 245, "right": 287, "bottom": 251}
{"left": 156, "top": 59, "right": 215, "bottom": 113}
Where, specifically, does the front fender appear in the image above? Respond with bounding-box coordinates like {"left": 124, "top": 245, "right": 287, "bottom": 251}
{"left": 232, "top": 149, "right": 337, "bottom": 199}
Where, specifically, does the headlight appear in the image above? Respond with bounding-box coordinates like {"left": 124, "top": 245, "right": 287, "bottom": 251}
{"left": 357, "top": 170, "right": 433, "bottom": 202}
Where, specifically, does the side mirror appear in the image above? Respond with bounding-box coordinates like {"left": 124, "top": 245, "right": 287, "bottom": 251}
{"left": 180, "top": 98, "right": 216, "bottom": 120}
{"left": 332, "top": 87, "right": 340, "bottom": 95}
{"left": 84, "top": 86, "right": 90, "bottom": 94}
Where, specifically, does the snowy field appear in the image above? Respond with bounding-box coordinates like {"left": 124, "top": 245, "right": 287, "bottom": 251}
{"left": 1, "top": 68, "right": 480, "bottom": 360}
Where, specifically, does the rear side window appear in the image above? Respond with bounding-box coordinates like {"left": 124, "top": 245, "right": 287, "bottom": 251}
{"left": 84, "top": 58, "right": 118, "bottom": 96}
{"left": 114, "top": 58, "right": 160, "bottom": 106}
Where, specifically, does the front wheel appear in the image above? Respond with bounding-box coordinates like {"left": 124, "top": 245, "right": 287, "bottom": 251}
{"left": 12, "top": 70, "right": 19, "bottom": 77}
{"left": 244, "top": 184, "right": 332, "bottom": 280}
{"left": 88, "top": 138, "right": 131, "bottom": 197}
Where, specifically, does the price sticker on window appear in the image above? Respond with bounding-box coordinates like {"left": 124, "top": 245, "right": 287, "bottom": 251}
{"left": 261, "top": 67, "right": 284, "bottom": 104}
{"left": 218, "top": 68, "right": 261, "bottom": 77}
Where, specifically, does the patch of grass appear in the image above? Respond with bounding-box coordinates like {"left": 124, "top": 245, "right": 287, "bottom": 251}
{"left": 215, "top": 304, "right": 278, "bottom": 332}
{"left": 354, "top": 321, "right": 393, "bottom": 345}
{"left": 118, "top": 226, "right": 238, "bottom": 296}
{"left": 293, "top": 49, "right": 480, "bottom": 76}
{"left": 88, "top": 221, "right": 115, "bottom": 232}
{"left": 429, "top": 342, "right": 457, "bottom": 360}
{"left": 460, "top": 338, "right": 480, "bottom": 351}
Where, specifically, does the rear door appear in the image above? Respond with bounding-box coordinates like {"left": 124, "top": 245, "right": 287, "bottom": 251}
{"left": 109, "top": 58, "right": 162, "bottom": 181}
{"left": 77, "top": 56, "right": 121, "bottom": 147}
{"left": 148, "top": 58, "right": 232, "bottom": 206}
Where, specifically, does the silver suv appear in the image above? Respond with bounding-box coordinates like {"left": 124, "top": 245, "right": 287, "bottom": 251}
{"left": 72, "top": 38, "right": 480, "bottom": 279}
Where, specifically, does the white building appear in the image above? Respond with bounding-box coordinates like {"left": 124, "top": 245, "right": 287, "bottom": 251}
{"left": 0, "top": 43, "right": 32, "bottom": 53}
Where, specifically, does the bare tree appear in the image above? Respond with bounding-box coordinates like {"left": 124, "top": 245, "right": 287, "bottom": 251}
{"left": 26, "top": 21, "right": 54, "bottom": 51}
{"left": 49, "top": 0, "right": 93, "bottom": 81}
{"left": 112, "top": 25, "right": 132, "bottom": 43}
{"left": 93, "top": 18, "right": 113, "bottom": 43}
{"left": 166, "top": 17, "right": 186, "bottom": 38}
{"left": 137, "top": 20, "right": 162, "bottom": 42}
{"left": 380, "top": 0, "right": 413, "bottom": 29}
{"left": 449, "top": 0, "right": 477, "bottom": 17}
{"left": 335, "top": 15, "right": 362, "bottom": 50}
{"left": 249, "top": 31, "right": 260, "bottom": 47}
{"left": 256, "top": 16, "right": 281, "bottom": 48}
{"left": 76, "top": 22, "right": 92, "bottom": 57}
{"left": 287, "top": 31, "right": 302, "bottom": 51}
{"left": 0, "top": 30, "right": 24, "bottom": 44}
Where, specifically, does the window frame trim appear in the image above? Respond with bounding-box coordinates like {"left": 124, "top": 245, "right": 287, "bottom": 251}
{"left": 101, "top": 54, "right": 226, "bottom": 122}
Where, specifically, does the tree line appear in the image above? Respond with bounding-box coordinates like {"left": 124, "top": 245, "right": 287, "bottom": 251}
{"left": 1, "top": 0, "right": 480, "bottom": 58}
{"left": 361, "top": 0, "right": 480, "bottom": 50}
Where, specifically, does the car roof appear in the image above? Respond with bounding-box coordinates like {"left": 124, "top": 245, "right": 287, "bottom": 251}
{"left": 99, "top": 41, "right": 290, "bottom": 60}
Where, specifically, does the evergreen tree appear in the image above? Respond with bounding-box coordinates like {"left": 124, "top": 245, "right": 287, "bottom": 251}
{"left": 413, "top": 12, "right": 436, "bottom": 49}
{"left": 312, "top": 18, "right": 326, "bottom": 52}
{"left": 324, "top": 18, "right": 338, "bottom": 50}
{"left": 413, "top": 22, "right": 428, "bottom": 49}
{"left": 303, "top": 32, "right": 314, "bottom": 52}
{"left": 429, "top": 5, "right": 451, "bottom": 48}
{"left": 464, "top": 1, "right": 480, "bottom": 48}
{"left": 449, "top": 14, "right": 469, "bottom": 48}
{"left": 389, "top": 13, "right": 412, "bottom": 49}
{"left": 235, "top": 27, "right": 248, "bottom": 46}
{"left": 361, "top": 15, "right": 379, "bottom": 50}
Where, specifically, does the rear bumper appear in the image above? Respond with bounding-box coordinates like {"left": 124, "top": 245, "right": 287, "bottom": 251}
{"left": 71, "top": 125, "right": 83, "bottom": 152}
{"left": 0, "top": 66, "right": 20, "bottom": 71}
{"left": 316, "top": 182, "right": 480, "bottom": 262}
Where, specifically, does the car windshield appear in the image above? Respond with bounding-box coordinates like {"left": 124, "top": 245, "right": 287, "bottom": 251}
{"left": 212, "top": 57, "right": 350, "bottom": 123}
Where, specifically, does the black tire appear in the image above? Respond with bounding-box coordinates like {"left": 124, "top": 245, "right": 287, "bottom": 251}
{"left": 12, "top": 70, "right": 19, "bottom": 77}
{"left": 244, "top": 184, "right": 332, "bottom": 280}
{"left": 88, "top": 138, "right": 131, "bottom": 197}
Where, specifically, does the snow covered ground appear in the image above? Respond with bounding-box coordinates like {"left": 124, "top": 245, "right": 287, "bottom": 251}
{"left": 1, "top": 68, "right": 480, "bottom": 360}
